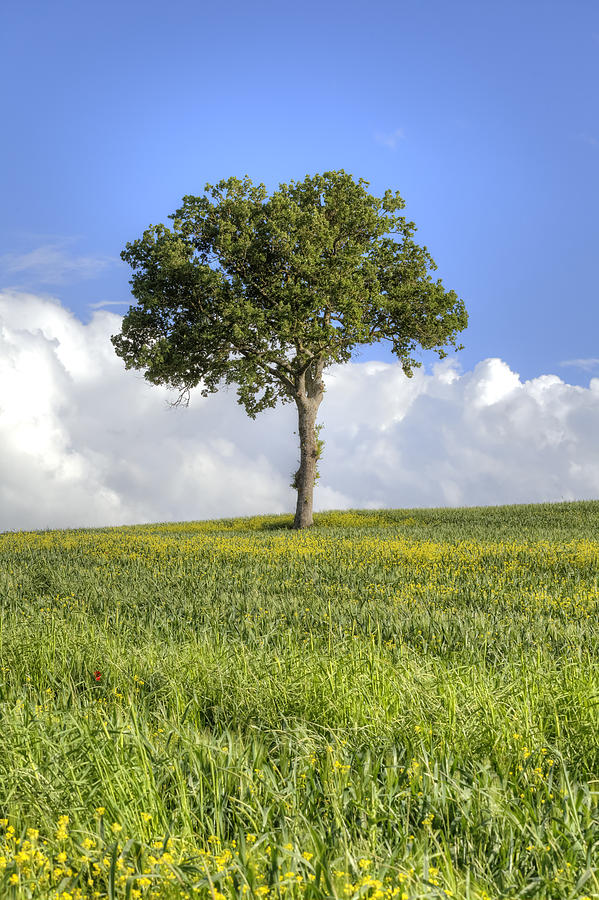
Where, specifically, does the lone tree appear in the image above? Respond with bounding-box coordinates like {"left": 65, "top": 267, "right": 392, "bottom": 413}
{"left": 111, "top": 170, "right": 468, "bottom": 529}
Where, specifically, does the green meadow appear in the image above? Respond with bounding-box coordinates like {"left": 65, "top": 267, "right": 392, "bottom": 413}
{"left": 0, "top": 501, "right": 598, "bottom": 900}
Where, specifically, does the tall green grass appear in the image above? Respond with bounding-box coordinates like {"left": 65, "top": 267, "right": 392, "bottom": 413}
{"left": 0, "top": 500, "right": 598, "bottom": 899}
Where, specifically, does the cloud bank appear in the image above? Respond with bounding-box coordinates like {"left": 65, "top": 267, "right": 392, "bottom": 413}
{"left": 1, "top": 290, "right": 599, "bottom": 532}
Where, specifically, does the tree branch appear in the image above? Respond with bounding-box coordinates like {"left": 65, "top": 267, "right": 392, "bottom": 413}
{"left": 166, "top": 387, "right": 191, "bottom": 409}
{"left": 231, "top": 344, "right": 296, "bottom": 395}
{"left": 229, "top": 341, "right": 295, "bottom": 376}
{"left": 367, "top": 322, "right": 385, "bottom": 341}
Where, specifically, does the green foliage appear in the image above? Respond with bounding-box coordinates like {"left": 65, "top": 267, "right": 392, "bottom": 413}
{"left": 111, "top": 170, "right": 468, "bottom": 418}
{"left": 313, "top": 423, "right": 325, "bottom": 483}
{"left": 289, "top": 423, "right": 325, "bottom": 490}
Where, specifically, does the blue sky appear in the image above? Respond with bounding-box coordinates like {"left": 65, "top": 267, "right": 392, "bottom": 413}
{"left": 1, "top": 0, "right": 598, "bottom": 385}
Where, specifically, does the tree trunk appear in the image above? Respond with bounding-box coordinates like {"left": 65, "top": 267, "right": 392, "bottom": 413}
{"left": 293, "top": 396, "right": 321, "bottom": 529}
{"left": 291, "top": 355, "right": 326, "bottom": 529}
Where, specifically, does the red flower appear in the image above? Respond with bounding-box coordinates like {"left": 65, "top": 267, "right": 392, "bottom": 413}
{"left": 94, "top": 671, "right": 102, "bottom": 681}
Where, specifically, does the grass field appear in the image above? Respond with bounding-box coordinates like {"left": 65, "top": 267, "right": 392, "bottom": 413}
{"left": 1, "top": 500, "right": 598, "bottom": 900}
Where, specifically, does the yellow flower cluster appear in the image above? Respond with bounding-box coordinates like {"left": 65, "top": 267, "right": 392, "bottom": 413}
{"left": 0, "top": 817, "right": 453, "bottom": 900}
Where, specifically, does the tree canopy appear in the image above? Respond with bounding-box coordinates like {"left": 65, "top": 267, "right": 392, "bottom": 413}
{"left": 112, "top": 170, "right": 468, "bottom": 527}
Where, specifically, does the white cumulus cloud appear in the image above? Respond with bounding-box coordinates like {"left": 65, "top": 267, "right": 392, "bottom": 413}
{"left": 1, "top": 290, "right": 599, "bottom": 532}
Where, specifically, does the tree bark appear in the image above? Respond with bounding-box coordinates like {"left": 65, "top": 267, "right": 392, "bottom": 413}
{"left": 292, "top": 359, "right": 325, "bottom": 529}
{"left": 293, "top": 398, "right": 320, "bottom": 528}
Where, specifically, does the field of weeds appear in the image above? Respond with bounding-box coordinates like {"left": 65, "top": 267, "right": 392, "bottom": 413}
{"left": 0, "top": 500, "right": 598, "bottom": 899}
